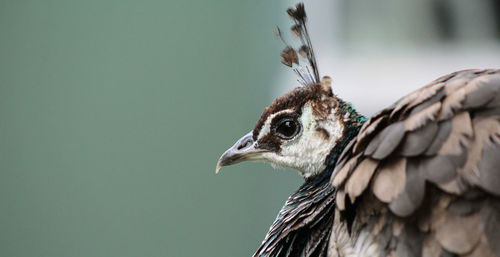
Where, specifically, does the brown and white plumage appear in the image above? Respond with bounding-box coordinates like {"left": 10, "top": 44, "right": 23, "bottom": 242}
{"left": 216, "top": 3, "right": 500, "bottom": 257}
{"left": 332, "top": 69, "right": 500, "bottom": 257}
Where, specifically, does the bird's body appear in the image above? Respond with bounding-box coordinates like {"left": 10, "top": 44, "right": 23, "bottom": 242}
{"left": 331, "top": 69, "right": 500, "bottom": 257}
{"left": 216, "top": 4, "right": 500, "bottom": 257}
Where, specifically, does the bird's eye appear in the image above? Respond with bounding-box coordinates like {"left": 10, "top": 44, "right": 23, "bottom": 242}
{"left": 272, "top": 115, "right": 301, "bottom": 140}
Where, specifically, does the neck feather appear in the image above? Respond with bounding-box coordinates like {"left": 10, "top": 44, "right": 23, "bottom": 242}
{"left": 253, "top": 114, "right": 365, "bottom": 257}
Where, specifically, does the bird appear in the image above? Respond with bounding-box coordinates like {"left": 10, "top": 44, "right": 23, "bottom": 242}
{"left": 216, "top": 3, "right": 500, "bottom": 257}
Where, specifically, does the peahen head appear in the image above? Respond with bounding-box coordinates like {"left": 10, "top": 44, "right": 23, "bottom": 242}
{"left": 216, "top": 77, "right": 364, "bottom": 178}
{"left": 216, "top": 3, "right": 365, "bottom": 178}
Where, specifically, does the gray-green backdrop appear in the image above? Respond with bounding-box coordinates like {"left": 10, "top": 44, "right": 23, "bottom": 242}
{"left": 0, "top": 1, "right": 301, "bottom": 256}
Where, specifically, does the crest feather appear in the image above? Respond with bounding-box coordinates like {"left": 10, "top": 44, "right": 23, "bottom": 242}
{"left": 277, "top": 3, "right": 320, "bottom": 86}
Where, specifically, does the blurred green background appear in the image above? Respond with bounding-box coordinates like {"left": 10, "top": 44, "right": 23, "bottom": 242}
{"left": 0, "top": 1, "right": 301, "bottom": 256}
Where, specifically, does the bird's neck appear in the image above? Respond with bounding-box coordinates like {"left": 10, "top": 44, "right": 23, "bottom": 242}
{"left": 253, "top": 167, "right": 337, "bottom": 257}
{"left": 253, "top": 111, "right": 364, "bottom": 257}
{"left": 321, "top": 100, "right": 365, "bottom": 180}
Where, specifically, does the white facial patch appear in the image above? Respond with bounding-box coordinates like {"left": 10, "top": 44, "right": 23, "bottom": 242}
{"left": 261, "top": 103, "right": 344, "bottom": 177}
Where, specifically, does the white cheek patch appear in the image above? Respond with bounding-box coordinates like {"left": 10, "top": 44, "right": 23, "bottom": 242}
{"left": 267, "top": 104, "right": 344, "bottom": 177}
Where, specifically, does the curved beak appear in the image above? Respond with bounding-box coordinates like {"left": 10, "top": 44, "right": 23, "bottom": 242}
{"left": 216, "top": 131, "right": 267, "bottom": 174}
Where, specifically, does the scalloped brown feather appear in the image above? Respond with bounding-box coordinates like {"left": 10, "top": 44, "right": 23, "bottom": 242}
{"left": 332, "top": 69, "right": 500, "bottom": 257}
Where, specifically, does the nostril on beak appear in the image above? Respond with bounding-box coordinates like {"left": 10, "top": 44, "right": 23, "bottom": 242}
{"left": 237, "top": 139, "right": 253, "bottom": 150}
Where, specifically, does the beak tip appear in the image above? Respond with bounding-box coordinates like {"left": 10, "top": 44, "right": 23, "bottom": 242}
{"left": 216, "top": 131, "right": 258, "bottom": 175}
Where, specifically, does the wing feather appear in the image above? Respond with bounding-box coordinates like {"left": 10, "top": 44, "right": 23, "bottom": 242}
{"left": 372, "top": 158, "right": 406, "bottom": 203}
{"left": 330, "top": 69, "right": 500, "bottom": 257}
{"left": 400, "top": 122, "right": 439, "bottom": 156}
{"left": 345, "top": 158, "right": 378, "bottom": 203}
{"left": 365, "top": 122, "right": 405, "bottom": 159}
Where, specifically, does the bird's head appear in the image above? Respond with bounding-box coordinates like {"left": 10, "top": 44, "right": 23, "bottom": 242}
{"left": 216, "top": 77, "right": 360, "bottom": 178}
{"left": 216, "top": 3, "right": 365, "bottom": 178}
